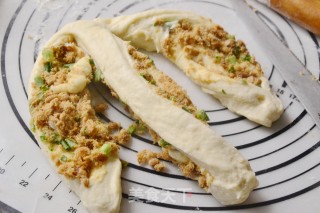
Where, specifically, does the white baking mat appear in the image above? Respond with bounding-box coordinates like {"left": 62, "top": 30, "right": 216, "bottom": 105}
{"left": 0, "top": 0, "right": 320, "bottom": 212}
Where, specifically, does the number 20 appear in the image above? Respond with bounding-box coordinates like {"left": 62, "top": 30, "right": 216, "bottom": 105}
{"left": 68, "top": 207, "right": 77, "bottom": 213}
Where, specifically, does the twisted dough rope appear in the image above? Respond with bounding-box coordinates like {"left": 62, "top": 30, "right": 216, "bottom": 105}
{"left": 101, "top": 9, "right": 284, "bottom": 127}
{"left": 29, "top": 18, "right": 259, "bottom": 213}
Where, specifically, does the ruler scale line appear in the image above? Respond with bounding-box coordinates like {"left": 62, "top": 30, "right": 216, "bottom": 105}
{"left": 28, "top": 168, "right": 38, "bottom": 178}
{"left": 52, "top": 181, "right": 62, "bottom": 191}
{"left": 5, "top": 155, "right": 15, "bottom": 165}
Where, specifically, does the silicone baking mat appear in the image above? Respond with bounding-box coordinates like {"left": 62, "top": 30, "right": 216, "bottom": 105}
{"left": 0, "top": 0, "right": 320, "bottom": 212}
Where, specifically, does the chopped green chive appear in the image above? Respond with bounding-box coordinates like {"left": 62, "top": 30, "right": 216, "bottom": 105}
{"left": 41, "top": 85, "right": 49, "bottom": 92}
{"left": 229, "top": 66, "right": 235, "bottom": 73}
{"left": 140, "top": 73, "right": 147, "bottom": 79}
{"left": 169, "top": 96, "right": 177, "bottom": 102}
{"left": 30, "top": 119, "right": 36, "bottom": 132}
{"left": 140, "top": 73, "right": 156, "bottom": 85}
{"left": 222, "top": 89, "right": 226, "bottom": 94}
{"left": 38, "top": 91, "right": 45, "bottom": 100}
{"left": 53, "top": 133, "right": 62, "bottom": 144}
{"left": 243, "top": 55, "right": 251, "bottom": 61}
{"left": 34, "top": 76, "right": 45, "bottom": 87}
{"left": 150, "top": 80, "right": 156, "bottom": 85}
{"left": 65, "top": 138, "right": 75, "bottom": 148}
{"left": 42, "top": 48, "right": 54, "bottom": 62}
{"left": 120, "top": 99, "right": 127, "bottom": 107}
{"left": 196, "top": 110, "right": 209, "bottom": 121}
{"left": 61, "top": 138, "right": 76, "bottom": 151}
{"left": 227, "top": 55, "right": 237, "bottom": 64}
{"left": 44, "top": 62, "right": 52, "bottom": 72}
{"left": 82, "top": 127, "right": 87, "bottom": 136}
{"left": 40, "top": 133, "right": 47, "bottom": 142}
{"left": 163, "top": 20, "right": 178, "bottom": 30}
{"left": 89, "top": 58, "right": 95, "bottom": 66}
{"left": 227, "top": 34, "right": 235, "bottom": 40}
{"left": 136, "top": 120, "right": 147, "bottom": 133}
{"left": 159, "top": 139, "right": 171, "bottom": 148}
{"left": 94, "top": 69, "right": 102, "bottom": 82}
{"left": 100, "top": 143, "right": 112, "bottom": 156}
{"left": 215, "top": 56, "right": 222, "bottom": 63}
{"left": 61, "top": 140, "right": 70, "bottom": 150}
{"left": 63, "top": 63, "right": 74, "bottom": 69}
{"left": 60, "top": 155, "right": 68, "bottom": 162}
{"left": 127, "top": 125, "right": 136, "bottom": 135}
{"left": 233, "top": 46, "right": 241, "bottom": 58}
{"left": 242, "top": 79, "right": 248, "bottom": 85}
{"left": 182, "top": 106, "right": 191, "bottom": 113}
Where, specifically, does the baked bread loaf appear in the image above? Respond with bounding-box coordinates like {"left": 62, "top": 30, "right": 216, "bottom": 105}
{"left": 269, "top": 0, "right": 320, "bottom": 35}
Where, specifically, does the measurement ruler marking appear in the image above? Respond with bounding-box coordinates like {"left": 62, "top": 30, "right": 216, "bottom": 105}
{"left": 28, "top": 168, "right": 38, "bottom": 178}
{"left": 77, "top": 200, "right": 81, "bottom": 205}
{"left": 5, "top": 155, "right": 15, "bottom": 165}
{"left": 21, "top": 161, "right": 26, "bottom": 167}
{"left": 45, "top": 174, "right": 50, "bottom": 180}
{"left": 52, "top": 180, "right": 62, "bottom": 191}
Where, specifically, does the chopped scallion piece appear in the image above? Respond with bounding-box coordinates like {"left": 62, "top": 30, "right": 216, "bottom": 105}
{"left": 42, "top": 48, "right": 54, "bottom": 62}
{"left": 60, "top": 155, "right": 68, "bottom": 162}
{"left": 100, "top": 143, "right": 112, "bottom": 156}
{"left": 243, "top": 55, "right": 251, "bottom": 61}
{"left": 40, "top": 133, "right": 46, "bottom": 142}
{"left": 182, "top": 106, "right": 191, "bottom": 113}
{"left": 44, "top": 62, "right": 52, "bottom": 72}
{"left": 196, "top": 110, "right": 209, "bottom": 121}
{"left": 82, "top": 127, "right": 87, "bottom": 136}
{"left": 150, "top": 80, "right": 156, "bottom": 85}
{"left": 215, "top": 56, "right": 222, "bottom": 63}
{"left": 227, "top": 55, "right": 237, "bottom": 64}
{"left": 222, "top": 89, "right": 226, "bottom": 94}
{"left": 65, "top": 138, "right": 76, "bottom": 149}
{"left": 61, "top": 138, "right": 75, "bottom": 151}
{"left": 135, "top": 120, "right": 147, "bottom": 134}
{"left": 30, "top": 119, "right": 36, "bottom": 132}
{"left": 227, "top": 34, "right": 235, "bottom": 39}
{"left": 94, "top": 69, "right": 102, "bottom": 82}
{"left": 140, "top": 73, "right": 147, "bottom": 79}
{"left": 169, "top": 96, "right": 177, "bottom": 102}
{"left": 89, "top": 58, "right": 95, "bottom": 66}
{"left": 63, "top": 63, "right": 74, "bottom": 69}
{"left": 53, "top": 133, "right": 62, "bottom": 144}
{"left": 127, "top": 125, "right": 136, "bottom": 135}
{"left": 229, "top": 66, "right": 235, "bottom": 73}
{"left": 41, "top": 85, "right": 49, "bottom": 91}
{"left": 242, "top": 79, "right": 248, "bottom": 85}
{"left": 34, "top": 76, "right": 45, "bottom": 87}
{"left": 163, "top": 20, "right": 178, "bottom": 30}
{"left": 159, "top": 139, "right": 171, "bottom": 148}
{"left": 233, "top": 46, "right": 241, "bottom": 58}
{"left": 61, "top": 140, "right": 70, "bottom": 150}
{"left": 120, "top": 99, "right": 127, "bottom": 107}
{"left": 38, "top": 91, "right": 45, "bottom": 100}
